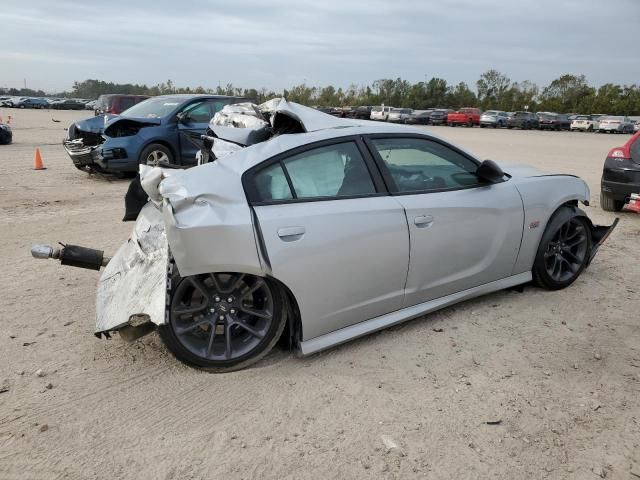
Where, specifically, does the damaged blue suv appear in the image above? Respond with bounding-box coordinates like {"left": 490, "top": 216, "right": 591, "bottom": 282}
{"left": 63, "top": 94, "right": 246, "bottom": 173}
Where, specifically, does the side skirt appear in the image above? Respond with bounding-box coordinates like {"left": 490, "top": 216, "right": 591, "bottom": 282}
{"left": 298, "top": 272, "right": 532, "bottom": 356}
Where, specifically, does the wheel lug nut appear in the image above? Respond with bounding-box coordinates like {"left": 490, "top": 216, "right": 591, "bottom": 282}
{"left": 214, "top": 296, "right": 220, "bottom": 302}
{"left": 230, "top": 309, "right": 236, "bottom": 314}
{"left": 209, "top": 308, "right": 215, "bottom": 313}
{"left": 227, "top": 297, "right": 233, "bottom": 303}
{"left": 219, "top": 315, "right": 225, "bottom": 321}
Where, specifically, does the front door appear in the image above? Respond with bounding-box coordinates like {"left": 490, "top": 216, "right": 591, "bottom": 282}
{"left": 177, "top": 100, "right": 231, "bottom": 165}
{"left": 366, "top": 135, "right": 524, "bottom": 306}
{"left": 249, "top": 139, "right": 410, "bottom": 341}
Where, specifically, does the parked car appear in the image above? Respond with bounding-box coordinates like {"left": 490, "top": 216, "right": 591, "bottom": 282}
{"left": 571, "top": 115, "right": 600, "bottom": 132}
{"left": 598, "top": 116, "right": 635, "bottom": 134}
{"left": 507, "top": 111, "right": 539, "bottom": 130}
{"left": 370, "top": 106, "right": 394, "bottom": 121}
{"left": 538, "top": 113, "right": 571, "bottom": 131}
{"left": 479, "top": 110, "right": 509, "bottom": 128}
{"left": 94, "top": 94, "right": 150, "bottom": 116}
{"left": 350, "top": 106, "right": 373, "bottom": 120}
{"left": 50, "top": 99, "right": 86, "bottom": 110}
{"left": 635, "top": 120, "right": 640, "bottom": 132}
{"left": 600, "top": 131, "right": 640, "bottom": 211}
{"left": 15, "top": 97, "right": 49, "bottom": 109}
{"left": 387, "top": 108, "right": 414, "bottom": 123}
{"left": 63, "top": 95, "right": 247, "bottom": 173}
{"left": 429, "top": 109, "right": 453, "bottom": 126}
{"left": 1, "top": 96, "right": 21, "bottom": 107}
{"left": 0, "top": 122, "right": 11, "bottom": 145}
{"left": 35, "top": 99, "right": 617, "bottom": 372}
{"left": 404, "top": 110, "right": 434, "bottom": 125}
{"left": 447, "top": 108, "right": 481, "bottom": 127}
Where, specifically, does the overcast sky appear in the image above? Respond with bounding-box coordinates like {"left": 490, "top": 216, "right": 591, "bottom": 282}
{"left": 2, "top": 0, "right": 639, "bottom": 93}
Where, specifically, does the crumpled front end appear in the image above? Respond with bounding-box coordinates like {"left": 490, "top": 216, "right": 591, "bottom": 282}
{"left": 95, "top": 202, "right": 168, "bottom": 335}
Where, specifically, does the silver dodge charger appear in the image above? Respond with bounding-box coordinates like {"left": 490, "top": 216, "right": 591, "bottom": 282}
{"left": 33, "top": 100, "right": 617, "bottom": 372}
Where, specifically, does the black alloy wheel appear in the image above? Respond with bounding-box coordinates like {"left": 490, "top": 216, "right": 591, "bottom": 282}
{"left": 533, "top": 208, "right": 592, "bottom": 290}
{"left": 159, "top": 271, "right": 287, "bottom": 372}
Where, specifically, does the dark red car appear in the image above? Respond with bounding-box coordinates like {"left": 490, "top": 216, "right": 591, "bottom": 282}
{"left": 94, "top": 94, "right": 150, "bottom": 116}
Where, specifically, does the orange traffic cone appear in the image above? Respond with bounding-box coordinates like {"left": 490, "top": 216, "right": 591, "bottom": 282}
{"left": 33, "top": 148, "right": 46, "bottom": 170}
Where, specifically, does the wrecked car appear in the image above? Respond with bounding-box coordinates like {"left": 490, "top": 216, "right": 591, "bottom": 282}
{"left": 63, "top": 94, "right": 246, "bottom": 173}
{"left": 35, "top": 99, "right": 618, "bottom": 372}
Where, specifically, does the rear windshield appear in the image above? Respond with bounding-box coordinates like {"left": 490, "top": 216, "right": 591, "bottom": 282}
{"left": 119, "top": 97, "right": 139, "bottom": 111}
{"left": 603, "top": 116, "right": 624, "bottom": 121}
{"left": 121, "top": 97, "right": 181, "bottom": 118}
{"left": 575, "top": 115, "right": 591, "bottom": 120}
{"left": 514, "top": 112, "right": 529, "bottom": 117}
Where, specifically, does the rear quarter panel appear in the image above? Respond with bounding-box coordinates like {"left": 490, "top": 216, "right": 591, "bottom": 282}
{"left": 511, "top": 175, "right": 590, "bottom": 274}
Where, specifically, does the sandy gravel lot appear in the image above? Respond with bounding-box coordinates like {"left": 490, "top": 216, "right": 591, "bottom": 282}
{"left": 0, "top": 108, "right": 638, "bottom": 480}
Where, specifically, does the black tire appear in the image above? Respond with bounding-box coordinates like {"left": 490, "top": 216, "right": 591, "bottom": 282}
{"left": 467, "top": 120, "right": 473, "bottom": 128}
{"left": 139, "top": 143, "right": 173, "bottom": 166}
{"left": 159, "top": 266, "right": 288, "bottom": 372}
{"left": 532, "top": 207, "right": 592, "bottom": 290}
{"left": 600, "top": 191, "right": 624, "bottom": 212}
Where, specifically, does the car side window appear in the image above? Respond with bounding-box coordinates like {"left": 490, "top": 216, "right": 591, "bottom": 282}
{"left": 182, "top": 102, "right": 212, "bottom": 123}
{"left": 254, "top": 163, "right": 293, "bottom": 201}
{"left": 206, "top": 99, "right": 231, "bottom": 115}
{"left": 252, "top": 142, "right": 376, "bottom": 202}
{"left": 370, "top": 137, "right": 481, "bottom": 193}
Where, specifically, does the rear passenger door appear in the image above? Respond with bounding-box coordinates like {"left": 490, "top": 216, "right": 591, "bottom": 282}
{"left": 247, "top": 138, "right": 410, "bottom": 341}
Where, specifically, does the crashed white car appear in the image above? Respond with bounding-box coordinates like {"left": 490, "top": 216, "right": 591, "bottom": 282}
{"left": 33, "top": 99, "right": 617, "bottom": 372}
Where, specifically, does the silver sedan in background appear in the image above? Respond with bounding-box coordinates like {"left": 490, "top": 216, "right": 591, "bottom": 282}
{"left": 480, "top": 110, "right": 510, "bottom": 128}
{"left": 598, "top": 116, "right": 635, "bottom": 133}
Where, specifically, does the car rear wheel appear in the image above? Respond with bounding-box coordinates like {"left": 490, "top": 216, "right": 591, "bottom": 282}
{"left": 139, "top": 143, "right": 173, "bottom": 167}
{"left": 159, "top": 270, "right": 287, "bottom": 372}
{"left": 600, "top": 191, "right": 624, "bottom": 212}
{"left": 532, "top": 207, "right": 591, "bottom": 290}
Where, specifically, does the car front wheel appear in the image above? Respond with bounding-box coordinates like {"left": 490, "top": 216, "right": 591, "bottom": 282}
{"left": 159, "top": 270, "right": 288, "bottom": 372}
{"left": 532, "top": 207, "right": 591, "bottom": 290}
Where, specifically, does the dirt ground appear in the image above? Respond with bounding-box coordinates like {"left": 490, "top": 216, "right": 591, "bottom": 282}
{"left": 0, "top": 108, "right": 638, "bottom": 480}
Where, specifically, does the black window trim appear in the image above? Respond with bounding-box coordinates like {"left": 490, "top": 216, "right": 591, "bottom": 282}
{"left": 362, "top": 133, "right": 504, "bottom": 196}
{"left": 243, "top": 135, "right": 388, "bottom": 206}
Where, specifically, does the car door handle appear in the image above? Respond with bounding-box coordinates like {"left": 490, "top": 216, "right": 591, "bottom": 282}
{"left": 277, "top": 226, "right": 306, "bottom": 241}
{"left": 414, "top": 215, "right": 434, "bottom": 228}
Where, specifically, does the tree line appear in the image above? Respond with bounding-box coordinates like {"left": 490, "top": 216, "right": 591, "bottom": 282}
{"left": 4, "top": 71, "right": 640, "bottom": 115}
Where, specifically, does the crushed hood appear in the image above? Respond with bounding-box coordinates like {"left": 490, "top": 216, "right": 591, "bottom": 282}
{"left": 72, "top": 114, "right": 161, "bottom": 135}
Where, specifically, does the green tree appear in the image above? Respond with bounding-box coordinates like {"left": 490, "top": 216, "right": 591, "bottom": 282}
{"left": 476, "top": 70, "right": 511, "bottom": 110}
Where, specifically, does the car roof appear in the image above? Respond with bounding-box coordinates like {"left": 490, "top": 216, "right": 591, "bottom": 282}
{"left": 212, "top": 121, "right": 469, "bottom": 176}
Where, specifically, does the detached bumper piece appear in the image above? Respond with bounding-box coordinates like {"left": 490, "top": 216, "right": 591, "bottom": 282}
{"left": 588, "top": 218, "right": 619, "bottom": 264}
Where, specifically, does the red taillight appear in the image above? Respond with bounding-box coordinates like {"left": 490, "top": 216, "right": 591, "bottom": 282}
{"left": 607, "top": 147, "right": 629, "bottom": 159}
